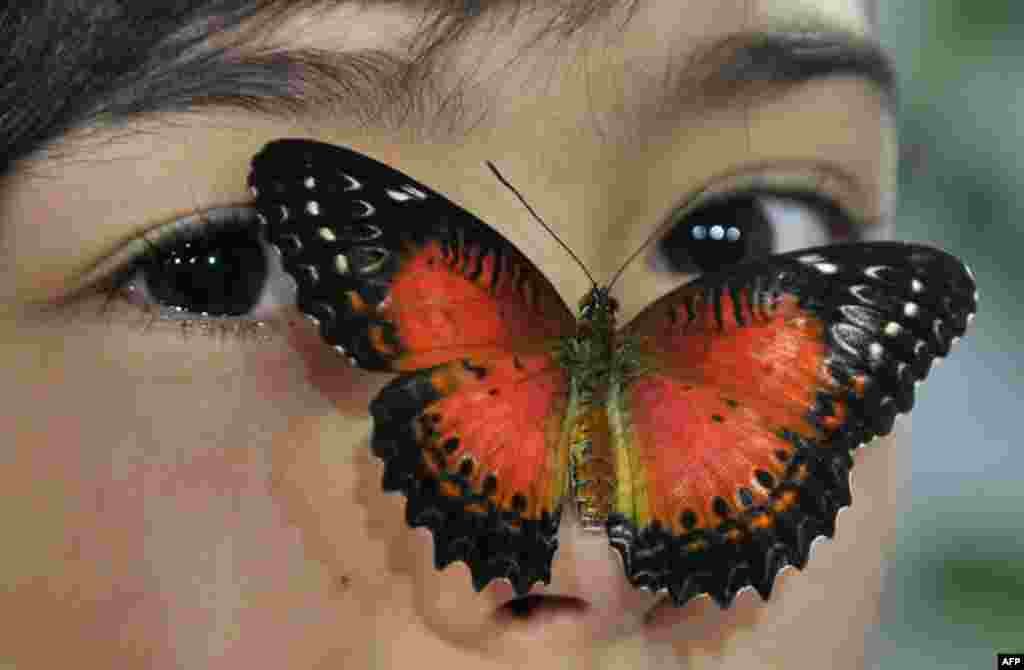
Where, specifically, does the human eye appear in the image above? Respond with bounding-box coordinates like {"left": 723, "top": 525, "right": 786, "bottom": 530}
{"left": 655, "top": 170, "right": 877, "bottom": 275}
{"left": 84, "top": 205, "right": 295, "bottom": 341}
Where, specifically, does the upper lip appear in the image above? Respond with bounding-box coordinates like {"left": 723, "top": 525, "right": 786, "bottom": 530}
{"left": 486, "top": 577, "right": 665, "bottom": 640}
{"left": 492, "top": 593, "right": 589, "bottom": 621}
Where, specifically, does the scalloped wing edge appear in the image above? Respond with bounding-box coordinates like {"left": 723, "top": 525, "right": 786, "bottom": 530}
{"left": 369, "top": 361, "right": 573, "bottom": 596}
{"left": 607, "top": 431, "right": 855, "bottom": 609}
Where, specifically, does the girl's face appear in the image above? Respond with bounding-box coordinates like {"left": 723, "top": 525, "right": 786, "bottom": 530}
{"left": 1, "top": 0, "right": 896, "bottom": 667}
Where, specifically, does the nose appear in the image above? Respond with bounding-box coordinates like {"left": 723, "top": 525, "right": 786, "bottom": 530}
{"left": 486, "top": 504, "right": 663, "bottom": 643}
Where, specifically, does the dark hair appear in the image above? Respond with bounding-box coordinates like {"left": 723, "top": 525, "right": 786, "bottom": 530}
{"left": 0, "top": 0, "right": 636, "bottom": 176}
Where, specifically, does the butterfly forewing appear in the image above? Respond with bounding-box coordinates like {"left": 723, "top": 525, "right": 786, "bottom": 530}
{"left": 249, "top": 139, "right": 579, "bottom": 596}
{"left": 608, "top": 242, "right": 976, "bottom": 606}
{"left": 248, "top": 139, "right": 575, "bottom": 371}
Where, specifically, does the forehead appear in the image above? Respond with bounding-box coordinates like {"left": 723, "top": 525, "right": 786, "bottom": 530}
{"left": 22, "top": 0, "right": 887, "bottom": 165}
{"left": 260, "top": 0, "right": 877, "bottom": 134}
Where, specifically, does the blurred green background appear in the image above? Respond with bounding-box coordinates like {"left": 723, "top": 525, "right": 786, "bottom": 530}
{"left": 870, "top": 1, "right": 1024, "bottom": 667}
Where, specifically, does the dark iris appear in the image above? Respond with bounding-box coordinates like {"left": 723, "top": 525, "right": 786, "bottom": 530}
{"left": 659, "top": 194, "right": 774, "bottom": 274}
{"left": 145, "top": 224, "right": 268, "bottom": 316}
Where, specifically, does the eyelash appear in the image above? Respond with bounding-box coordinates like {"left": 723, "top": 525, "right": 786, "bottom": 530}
{"left": 94, "top": 206, "right": 283, "bottom": 341}
{"left": 656, "top": 188, "right": 862, "bottom": 273}
{"left": 91, "top": 188, "right": 859, "bottom": 341}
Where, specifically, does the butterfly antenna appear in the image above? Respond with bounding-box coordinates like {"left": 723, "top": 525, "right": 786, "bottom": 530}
{"left": 606, "top": 226, "right": 660, "bottom": 290}
{"left": 486, "top": 161, "right": 597, "bottom": 288}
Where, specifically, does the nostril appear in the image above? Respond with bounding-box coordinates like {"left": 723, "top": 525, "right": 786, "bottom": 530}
{"left": 497, "top": 594, "right": 588, "bottom": 620}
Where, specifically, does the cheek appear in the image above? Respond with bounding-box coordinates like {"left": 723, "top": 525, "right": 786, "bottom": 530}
{"left": 253, "top": 314, "right": 389, "bottom": 416}
{"left": 250, "top": 316, "right": 418, "bottom": 601}
{"left": 0, "top": 315, "right": 399, "bottom": 665}
{"left": 1, "top": 341, "right": 174, "bottom": 665}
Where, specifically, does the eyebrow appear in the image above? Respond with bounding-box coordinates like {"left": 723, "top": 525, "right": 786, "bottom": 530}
{"left": 682, "top": 30, "right": 897, "bottom": 112}
{"left": 75, "top": 27, "right": 896, "bottom": 142}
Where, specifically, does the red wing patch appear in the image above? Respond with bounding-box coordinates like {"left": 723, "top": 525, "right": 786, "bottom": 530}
{"left": 629, "top": 288, "right": 846, "bottom": 442}
{"left": 623, "top": 372, "right": 799, "bottom": 534}
{"left": 381, "top": 237, "right": 572, "bottom": 370}
{"left": 370, "top": 353, "right": 574, "bottom": 595}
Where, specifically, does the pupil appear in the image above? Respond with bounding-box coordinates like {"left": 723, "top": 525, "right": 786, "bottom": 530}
{"left": 146, "top": 227, "right": 267, "bottom": 315}
{"left": 660, "top": 195, "right": 772, "bottom": 274}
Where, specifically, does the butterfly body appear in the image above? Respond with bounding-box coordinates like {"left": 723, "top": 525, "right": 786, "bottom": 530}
{"left": 248, "top": 139, "right": 977, "bottom": 608}
{"left": 555, "top": 286, "right": 644, "bottom": 531}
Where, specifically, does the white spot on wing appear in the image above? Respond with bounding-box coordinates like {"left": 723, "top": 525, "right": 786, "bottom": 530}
{"left": 306, "top": 200, "right": 321, "bottom": 216}
{"left": 386, "top": 188, "right": 413, "bottom": 202}
{"left": 335, "top": 254, "right": 350, "bottom": 274}
{"left": 864, "top": 265, "right": 888, "bottom": 280}
{"left": 353, "top": 200, "right": 376, "bottom": 218}
{"left": 814, "top": 262, "right": 839, "bottom": 275}
{"left": 304, "top": 176, "right": 317, "bottom": 189}
{"left": 798, "top": 253, "right": 826, "bottom": 264}
{"left": 402, "top": 185, "right": 428, "bottom": 200}
{"left": 911, "top": 278, "right": 925, "bottom": 294}
{"left": 318, "top": 227, "right": 336, "bottom": 242}
{"left": 904, "top": 302, "right": 920, "bottom": 318}
{"left": 884, "top": 321, "right": 902, "bottom": 337}
{"left": 850, "top": 285, "right": 874, "bottom": 304}
{"left": 831, "top": 325, "right": 861, "bottom": 358}
{"left": 869, "top": 341, "right": 885, "bottom": 360}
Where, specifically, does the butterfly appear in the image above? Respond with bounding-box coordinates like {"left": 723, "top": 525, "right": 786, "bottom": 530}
{"left": 247, "top": 139, "right": 977, "bottom": 608}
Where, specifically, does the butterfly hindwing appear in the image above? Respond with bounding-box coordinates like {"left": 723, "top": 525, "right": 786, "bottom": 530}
{"left": 371, "top": 352, "right": 575, "bottom": 594}
{"left": 609, "top": 242, "right": 976, "bottom": 607}
{"left": 248, "top": 140, "right": 578, "bottom": 595}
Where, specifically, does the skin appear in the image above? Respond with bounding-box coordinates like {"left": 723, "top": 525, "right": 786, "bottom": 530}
{"left": 0, "top": 0, "right": 901, "bottom": 668}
